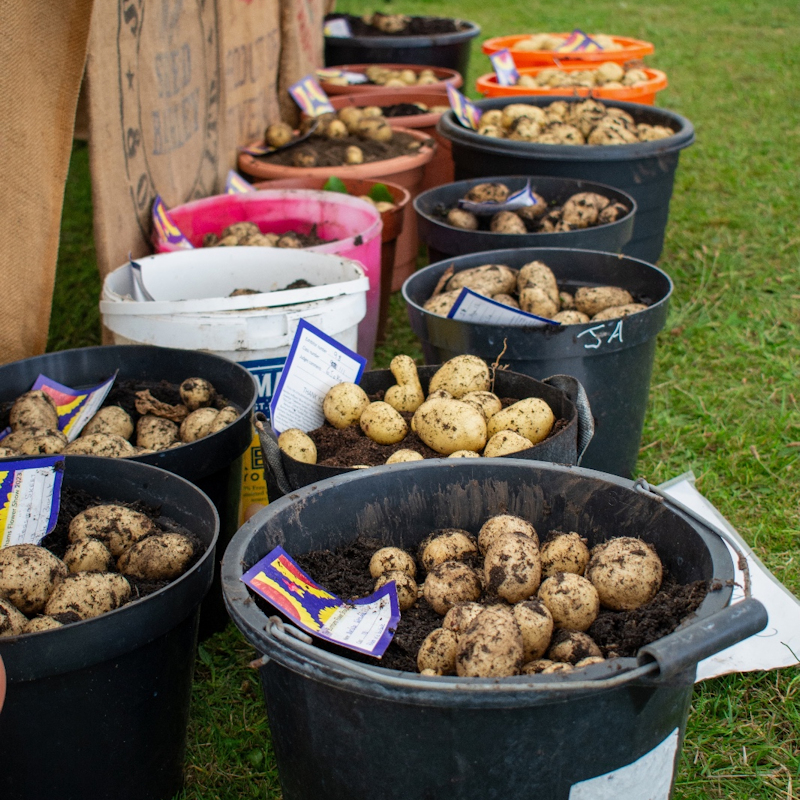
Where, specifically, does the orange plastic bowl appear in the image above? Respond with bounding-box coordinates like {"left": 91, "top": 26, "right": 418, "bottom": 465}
{"left": 476, "top": 65, "right": 667, "bottom": 105}
{"left": 481, "top": 33, "right": 654, "bottom": 68}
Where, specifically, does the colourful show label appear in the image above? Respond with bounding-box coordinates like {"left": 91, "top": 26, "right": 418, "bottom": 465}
{"left": 0, "top": 457, "right": 64, "bottom": 548}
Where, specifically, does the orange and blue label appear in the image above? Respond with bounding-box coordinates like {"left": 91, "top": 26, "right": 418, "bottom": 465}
{"left": 242, "top": 546, "right": 400, "bottom": 657}
{"left": 289, "top": 75, "right": 335, "bottom": 117}
{"left": 557, "top": 29, "right": 604, "bottom": 52}
{"left": 489, "top": 48, "right": 520, "bottom": 86}
{"left": 151, "top": 195, "right": 193, "bottom": 250}
{"left": 446, "top": 85, "right": 482, "bottom": 130}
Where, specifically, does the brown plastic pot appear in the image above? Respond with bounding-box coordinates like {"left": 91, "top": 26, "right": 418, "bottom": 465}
{"left": 323, "top": 89, "right": 454, "bottom": 192}
{"left": 319, "top": 63, "right": 462, "bottom": 95}
{"left": 253, "top": 176, "right": 410, "bottom": 344}
{"left": 239, "top": 127, "right": 435, "bottom": 294}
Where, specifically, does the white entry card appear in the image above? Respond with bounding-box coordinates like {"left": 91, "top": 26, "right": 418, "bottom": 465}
{"left": 447, "top": 288, "right": 558, "bottom": 327}
{"left": 269, "top": 319, "right": 367, "bottom": 436}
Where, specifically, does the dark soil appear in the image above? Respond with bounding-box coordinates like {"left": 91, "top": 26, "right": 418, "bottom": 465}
{"left": 282, "top": 535, "right": 711, "bottom": 674}
{"left": 326, "top": 14, "right": 464, "bottom": 37}
{"left": 257, "top": 130, "right": 426, "bottom": 168}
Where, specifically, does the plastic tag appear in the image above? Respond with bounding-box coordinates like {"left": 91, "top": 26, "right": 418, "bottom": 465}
{"left": 32, "top": 373, "right": 119, "bottom": 441}
{"left": 447, "top": 288, "right": 558, "bottom": 327}
{"left": 239, "top": 141, "right": 278, "bottom": 157}
{"left": 489, "top": 48, "right": 520, "bottom": 86}
{"left": 128, "top": 256, "right": 155, "bottom": 301}
{"left": 289, "top": 75, "right": 335, "bottom": 117}
{"left": 242, "top": 546, "right": 400, "bottom": 657}
{"left": 0, "top": 457, "right": 64, "bottom": 548}
{"left": 323, "top": 18, "right": 352, "bottom": 37}
{"left": 458, "top": 180, "right": 541, "bottom": 215}
{"left": 317, "top": 68, "right": 369, "bottom": 85}
{"left": 151, "top": 195, "right": 193, "bottom": 250}
{"left": 226, "top": 170, "right": 255, "bottom": 194}
{"left": 446, "top": 85, "right": 482, "bottom": 130}
{"left": 269, "top": 319, "right": 366, "bottom": 436}
{"left": 557, "top": 29, "right": 603, "bottom": 52}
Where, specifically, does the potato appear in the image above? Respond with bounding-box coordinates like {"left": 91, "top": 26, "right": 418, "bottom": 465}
{"left": 547, "top": 629, "right": 603, "bottom": 664}
{"left": 519, "top": 286, "right": 559, "bottom": 318}
{"left": 501, "top": 104, "right": 546, "bottom": 128}
{"left": 9, "top": 390, "right": 59, "bottom": 431}
{"left": 64, "top": 432, "right": 137, "bottom": 458}
{"left": 338, "top": 106, "right": 363, "bottom": 132}
{"left": 561, "top": 192, "right": 610, "bottom": 228}
{"left": 45, "top": 572, "right": 131, "bottom": 619}
{"left": 369, "top": 547, "right": 416, "bottom": 579}
{"left": 516, "top": 260, "right": 559, "bottom": 305}
{"left": 69, "top": 504, "right": 158, "bottom": 557}
{"left": 429, "top": 355, "right": 491, "bottom": 399}
{"left": 520, "top": 659, "right": 554, "bottom": 675}
{"left": 553, "top": 310, "right": 590, "bottom": 325}
{"left": 417, "top": 628, "right": 458, "bottom": 675}
{"left": 420, "top": 530, "right": 478, "bottom": 572}
{"left": 513, "top": 599, "right": 554, "bottom": 662}
{"left": 0, "top": 596, "right": 28, "bottom": 637}
{"left": 490, "top": 211, "right": 527, "bottom": 234}
{"left": 264, "top": 122, "right": 294, "bottom": 148}
{"left": 137, "top": 415, "right": 179, "bottom": 450}
{"left": 179, "top": 407, "right": 220, "bottom": 443}
{"left": 455, "top": 605, "right": 523, "bottom": 678}
{"left": 446, "top": 209, "right": 479, "bottom": 230}
{"left": 323, "top": 383, "right": 370, "bottom": 429}
{"left": 540, "top": 661, "right": 573, "bottom": 674}
{"left": 384, "top": 355, "right": 425, "bottom": 413}
{"left": 63, "top": 539, "right": 115, "bottom": 573}
{"left": 358, "top": 118, "right": 393, "bottom": 142}
{"left": 21, "top": 615, "right": 65, "bottom": 634}
{"left": 345, "top": 145, "right": 364, "bottom": 165}
{"left": 537, "top": 572, "right": 599, "bottom": 631}
{"left": 385, "top": 449, "right": 423, "bottom": 464}
{"left": 3, "top": 427, "right": 64, "bottom": 451}
{"left": 82, "top": 406, "right": 134, "bottom": 440}
{"left": 360, "top": 402, "right": 408, "bottom": 445}
{"left": 461, "top": 391, "right": 502, "bottom": 421}
{"left": 591, "top": 303, "right": 648, "bottom": 321}
{"left": 118, "top": 533, "right": 196, "bottom": 582}
{"left": 445, "top": 265, "right": 518, "bottom": 298}
{"left": 277, "top": 429, "right": 317, "bottom": 464}
{"left": 0, "top": 544, "right": 68, "bottom": 615}
{"left": 442, "top": 601, "right": 483, "bottom": 634}
{"left": 413, "top": 397, "right": 487, "bottom": 455}
{"left": 540, "top": 532, "right": 590, "bottom": 579}
{"left": 483, "top": 430, "right": 534, "bottom": 457}
{"left": 574, "top": 286, "right": 635, "bottom": 317}
{"left": 487, "top": 397, "right": 555, "bottom": 445}
{"left": 19, "top": 433, "right": 67, "bottom": 455}
{"left": 492, "top": 293, "right": 520, "bottom": 309}
{"left": 484, "top": 532, "right": 541, "bottom": 604}
{"left": 423, "top": 289, "right": 461, "bottom": 317}
{"left": 0, "top": 446, "right": 18, "bottom": 458}
{"left": 423, "top": 561, "right": 482, "bottom": 615}
{"left": 447, "top": 450, "right": 480, "bottom": 458}
{"left": 575, "top": 656, "right": 605, "bottom": 668}
{"left": 374, "top": 570, "right": 418, "bottom": 611}
{"left": 464, "top": 182, "right": 509, "bottom": 204}
{"left": 585, "top": 537, "right": 663, "bottom": 611}
{"left": 478, "top": 514, "right": 538, "bottom": 555}
{"left": 325, "top": 119, "right": 348, "bottom": 139}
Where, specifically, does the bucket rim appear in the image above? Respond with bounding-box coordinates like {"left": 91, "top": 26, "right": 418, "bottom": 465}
{"left": 222, "top": 458, "right": 734, "bottom": 704}
{"left": 324, "top": 19, "right": 481, "bottom": 47}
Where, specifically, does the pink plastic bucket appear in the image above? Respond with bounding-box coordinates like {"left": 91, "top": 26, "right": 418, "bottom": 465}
{"left": 154, "top": 189, "right": 383, "bottom": 364}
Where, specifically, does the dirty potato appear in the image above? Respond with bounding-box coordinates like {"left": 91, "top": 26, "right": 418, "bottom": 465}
{"left": 118, "top": 533, "right": 196, "bottom": 581}
{"left": 359, "top": 402, "right": 408, "bottom": 445}
{"left": 478, "top": 514, "right": 539, "bottom": 555}
{"left": 513, "top": 599, "right": 554, "bottom": 662}
{"left": 420, "top": 530, "right": 478, "bottom": 572}
{"left": 483, "top": 430, "right": 534, "bottom": 457}
{"left": 417, "top": 627, "right": 459, "bottom": 675}
{"left": 484, "top": 531, "right": 542, "bottom": 603}
{"left": 445, "top": 265, "right": 518, "bottom": 298}
{"left": 455, "top": 605, "right": 523, "bottom": 678}
{"left": 45, "top": 572, "right": 131, "bottom": 620}
{"left": 487, "top": 397, "right": 555, "bottom": 445}
{"left": 412, "top": 397, "right": 487, "bottom": 455}
{"left": 585, "top": 537, "right": 663, "bottom": 611}
{"left": 179, "top": 408, "right": 220, "bottom": 443}
{"left": 574, "top": 286, "right": 635, "bottom": 317}
{"left": 63, "top": 539, "right": 115, "bottom": 574}
{"left": 537, "top": 572, "right": 600, "bottom": 631}
{"left": 82, "top": 406, "right": 134, "bottom": 440}
{"left": 369, "top": 547, "right": 416, "bottom": 579}
{"left": 384, "top": 355, "right": 425, "bottom": 413}
{"left": 63, "top": 433, "right": 137, "bottom": 458}
{"left": 540, "top": 532, "right": 591, "bottom": 579}
{"left": 0, "top": 596, "right": 28, "bottom": 637}
{"left": 423, "top": 561, "right": 482, "bottom": 615}
{"left": 137, "top": 415, "right": 179, "bottom": 451}
{"left": 323, "top": 383, "right": 370, "bottom": 429}
{"left": 374, "top": 570, "right": 418, "bottom": 611}
{"left": 428, "top": 355, "right": 491, "bottom": 399}
{"left": 547, "top": 629, "right": 603, "bottom": 664}
{"left": 0, "top": 544, "right": 68, "bottom": 615}
{"left": 68, "top": 504, "right": 158, "bottom": 557}
{"left": 277, "top": 429, "right": 317, "bottom": 464}
{"left": 9, "top": 390, "right": 59, "bottom": 431}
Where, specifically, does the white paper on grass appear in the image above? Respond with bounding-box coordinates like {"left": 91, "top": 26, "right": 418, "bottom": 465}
{"left": 658, "top": 472, "right": 800, "bottom": 681}
{"left": 269, "top": 319, "right": 366, "bottom": 436}
{"left": 569, "top": 728, "right": 679, "bottom": 800}
{"left": 447, "top": 288, "right": 558, "bottom": 327}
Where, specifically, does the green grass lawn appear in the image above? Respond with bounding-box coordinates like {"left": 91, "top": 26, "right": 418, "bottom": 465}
{"left": 52, "top": 0, "right": 799, "bottom": 797}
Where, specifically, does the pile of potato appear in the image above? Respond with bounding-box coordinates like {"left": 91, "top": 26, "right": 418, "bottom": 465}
{"left": 424, "top": 260, "right": 648, "bottom": 324}
{"left": 0, "top": 504, "right": 199, "bottom": 636}
{"left": 278, "top": 354, "right": 557, "bottom": 464}
{"left": 444, "top": 182, "right": 629, "bottom": 234}
{"left": 475, "top": 99, "right": 674, "bottom": 144}
{"left": 323, "top": 65, "right": 443, "bottom": 88}
{"left": 202, "top": 221, "right": 321, "bottom": 249}
{"left": 511, "top": 33, "right": 623, "bottom": 52}
{"left": 0, "top": 377, "right": 237, "bottom": 459}
{"left": 367, "top": 517, "right": 664, "bottom": 677}
{"left": 514, "top": 62, "right": 650, "bottom": 90}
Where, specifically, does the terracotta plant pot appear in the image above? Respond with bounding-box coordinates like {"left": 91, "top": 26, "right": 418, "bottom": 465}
{"left": 254, "top": 176, "right": 411, "bottom": 344}
{"left": 319, "top": 63, "right": 462, "bottom": 96}
{"left": 239, "top": 127, "right": 435, "bottom": 294}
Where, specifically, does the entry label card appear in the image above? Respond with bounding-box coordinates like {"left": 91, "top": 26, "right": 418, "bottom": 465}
{"left": 242, "top": 546, "right": 400, "bottom": 657}
{"left": 0, "top": 457, "right": 64, "bottom": 548}
{"left": 446, "top": 85, "right": 482, "bottom": 130}
{"left": 459, "top": 180, "right": 541, "bottom": 215}
{"left": 557, "top": 29, "right": 603, "bottom": 53}
{"left": 226, "top": 170, "right": 255, "bottom": 194}
{"left": 448, "top": 288, "right": 558, "bottom": 327}
{"left": 151, "top": 195, "right": 193, "bottom": 250}
{"left": 289, "top": 75, "right": 336, "bottom": 117}
{"left": 323, "top": 18, "right": 352, "bottom": 37}
{"left": 489, "top": 48, "right": 520, "bottom": 86}
{"left": 269, "top": 319, "right": 367, "bottom": 436}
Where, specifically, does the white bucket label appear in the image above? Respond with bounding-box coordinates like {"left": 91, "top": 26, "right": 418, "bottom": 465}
{"left": 568, "top": 728, "right": 679, "bottom": 799}
{"left": 448, "top": 288, "right": 558, "bottom": 327}
{"left": 269, "top": 319, "right": 366, "bottom": 435}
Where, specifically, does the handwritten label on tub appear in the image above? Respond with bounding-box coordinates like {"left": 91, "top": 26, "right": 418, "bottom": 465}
{"left": 448, "top": 288, "right": 558, "bottom": 327}
{"left": 556, "top": 29, "right": 603, "bottom": 53}
{"left": 489, "top": 48, "right": 520, "bottom": 86}
{"left": 151, "top": 195, "right": 193, "bottom": 250}
{"left": 269, "top": 319, "right": 366, "bottom": 436}
{"left": 289, "top": 75, "right": 336, "bottom": 117}
{"left": 446, "top": 85, "right": 482, "bottom": 130}
{"left": 0, "top": 457, "right": 64, "bottom": 548}
{"left": 226, "top": 170, "right": 256, "bottom": 195}
{"left": 458, "top": 180, "right": 540, "bottom": 215}
{"left": 242, "top": 546, "right": 400, "bottom": 657}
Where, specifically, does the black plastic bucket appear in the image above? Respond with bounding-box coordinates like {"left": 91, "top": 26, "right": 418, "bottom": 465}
{"left": 436, "top": 96, "right": 695, "bottom": 263}
{"left": 0, "top": 456, "right": 219, "bottom": 800}
{"left": 0, "top": 345, "right": 256, "bottom": 635}
{"left": 324, "top": 18, "right": 481, "bottom": 75}
{"left": 258, "top": 366, "right": 593, "bottom": 497}
{"left": 414, "top": 174, "right": 636, "bottom": 263}
{"left": 402, "top": 247, "right": 673, "bottom": 478}
{"left": 222, "top": 459, "right": 766, "bottom": 800}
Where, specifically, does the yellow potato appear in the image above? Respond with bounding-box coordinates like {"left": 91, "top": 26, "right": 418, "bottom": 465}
{"left": 487, "top": 398, "right": 555, "bottom": 445}
{"left": 483, "top": 429, "right": 534, "bottom": 457}
{"left": 412, "top": 398, "right": 487, "bottom": 455}
{"left": 323, "top": 383, "right": 370, "bottom": 429}
{"left": 428, "top": 355, "right": 491, "bottom": 399}
{"left": 384, "top": 355, "right": 425, "bottom": 413}
{"left": 445, "top": 264, "right": 518, "bottom": 297}
{"left": 277, "top": 429, "right": 317, "bottom": 464}
{"left": 359, "top": 402, "right": 408, "bottom": 445}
